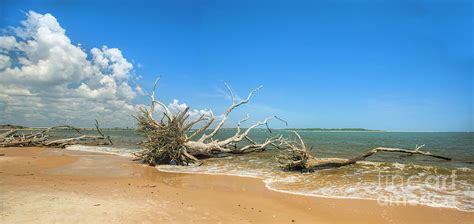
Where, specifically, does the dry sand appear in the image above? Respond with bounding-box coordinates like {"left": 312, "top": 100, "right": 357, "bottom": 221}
{"left": 0, "top": 147, "right": 472, "bottom": 223}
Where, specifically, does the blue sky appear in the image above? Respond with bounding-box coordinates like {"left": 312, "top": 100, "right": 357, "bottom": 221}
{"left": 0, "top": 0, "right": 472, "bottom": 131}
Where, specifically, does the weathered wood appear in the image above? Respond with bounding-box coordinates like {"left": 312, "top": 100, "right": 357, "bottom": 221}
{"left": 134, "top": 79, "right": 283, "bottom": 166}
{"left": 278, "top": 132, "right": 452, "bottom": 172}
{"left": 0, "top": 130, "right": 17, "bottom": 140}
{"left": 0, "top": 122, "right": 112, "bottom": 148}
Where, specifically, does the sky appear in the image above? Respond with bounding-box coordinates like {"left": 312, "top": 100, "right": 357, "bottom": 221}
{"left": 0, "top": 0, "right": 472, "bottom": 131}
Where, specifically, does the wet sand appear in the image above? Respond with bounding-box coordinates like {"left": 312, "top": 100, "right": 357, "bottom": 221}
{"left": 0, "top": 147, "right": 472, "bottom": 223}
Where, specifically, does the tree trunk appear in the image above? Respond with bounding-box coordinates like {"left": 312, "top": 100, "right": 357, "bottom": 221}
{"left": 0, "top": 120, "right": 112, "bottom": 148}
{"left": 278, "top": 132, "right": 451, "bottom": 172}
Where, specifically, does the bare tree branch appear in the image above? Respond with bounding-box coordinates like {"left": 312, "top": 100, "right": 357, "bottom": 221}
{"left": 278, "top": 132, "right": 452, "bottom": 171}
{"left": 198, "top": 84, "right": 262, "bottom": 142}
{"left": 134, "top": 80, "right": 279, "bottom": 166}
{"left": 0, "top": 123, "right": 112, "bottom": 148}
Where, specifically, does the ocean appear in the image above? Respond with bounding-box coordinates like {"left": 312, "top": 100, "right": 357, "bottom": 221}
{"left": 52, "top": 129, "right": 474, "bottom": 211}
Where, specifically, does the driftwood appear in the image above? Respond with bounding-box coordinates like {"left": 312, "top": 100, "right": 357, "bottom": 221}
{"left": 134, "top": 79, "right": 283, "bottom": 166}
{"left": 278, "top": 131, "right": 452, "bottom": 171}
{"left": 0, "top": 120, "right": 112, "bottom": 148}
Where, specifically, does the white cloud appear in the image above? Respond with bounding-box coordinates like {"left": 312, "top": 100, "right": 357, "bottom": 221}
{"left": 0, "top": 11, "right": 214, "bottom": 128}
{"left": 167, "top": 99, "right": 213, "bottom": 122}
{"left": 118, "top": 82, "right": 137, "bottom": 100}
{"left": 134, "top": 85, "right": 146, "bottom": 96}
{"left": 0, "top": 36, "right": 16, "bottom": 50}
{"left": 0, "top": 54, "right": 11, "bottom": 70}
{"left": 91, "top": 46, "right": 133, "bottom": 81}
{"left": 0, "top": 11, "right": 140, "bottom": 127}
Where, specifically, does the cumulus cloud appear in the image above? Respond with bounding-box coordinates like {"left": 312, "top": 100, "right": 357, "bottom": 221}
{"left": 167, "top": 99, "right": 213, "bottom": 121}
{"left": 0, "top": 11, "right": 214, "bottom": 128}
{"left": 0, "top": 11, "right": 141, "bottom": 127}
{"left": 0, "top": 54, "right": 10, "bottom": 70}
{"left": 0, "top": 36, "right": 16, "bottom": 50}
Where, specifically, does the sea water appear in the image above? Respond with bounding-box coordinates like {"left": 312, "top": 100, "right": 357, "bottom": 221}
{"left": 49, "top": 129, "right": 474, "bottom": 211}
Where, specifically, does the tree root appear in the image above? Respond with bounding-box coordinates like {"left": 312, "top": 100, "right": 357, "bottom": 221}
{"left": 134, "top": 78, "right": 283, "bottom": 166}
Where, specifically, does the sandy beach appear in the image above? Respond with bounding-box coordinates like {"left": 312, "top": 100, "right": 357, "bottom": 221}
{"left": 0, "top": 147, "right": 472, "bottom": 224}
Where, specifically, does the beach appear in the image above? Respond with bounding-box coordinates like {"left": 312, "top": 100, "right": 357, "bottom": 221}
{"left": 1, "top": 1, "right": 471, "bottom": 223}
{"left": 0, "top": 147, "right": 472, "bottom": 224}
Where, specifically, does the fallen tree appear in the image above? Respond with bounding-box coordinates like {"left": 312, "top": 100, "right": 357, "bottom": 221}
{"left": 0, "top": 120, "right": 112, "bottom": 148}
{"left": 278, "top": 131, "right": 452, "bottom": 171}
{"left": 134, "top": 79, "right": 283, "bottom": 166}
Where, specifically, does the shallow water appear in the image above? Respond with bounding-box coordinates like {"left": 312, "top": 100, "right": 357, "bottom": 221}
{"left": 39, "top": 129, "right": 474, "bottom": 211}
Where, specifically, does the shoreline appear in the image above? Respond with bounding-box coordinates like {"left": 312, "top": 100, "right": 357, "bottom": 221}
{"left": 156, "top": 165, "right": 472, "bottom": 213}
{"left": 67, "top": 145, "right": 473, "bottom": 212}
{"left": 59, "top": 145, "right": 474, "bottom": 212}
{"left": 54, "top": 145, "right": 474, "bottom": 212}
{"left": 1, "top": 147, "right": 472, "bottom": 223}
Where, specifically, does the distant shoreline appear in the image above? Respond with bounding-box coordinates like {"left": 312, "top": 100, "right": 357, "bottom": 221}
{"left": 1, "top": 127, "right": 472, "bottom": 133}
{"left": 0, "top": 127, "right": 134, "bottom": 131}
{"left": 285, "top": 130, "right": 385, "bottom": 132}
{"left": 285, "top": 128, "right": 381, "bottom": 132}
